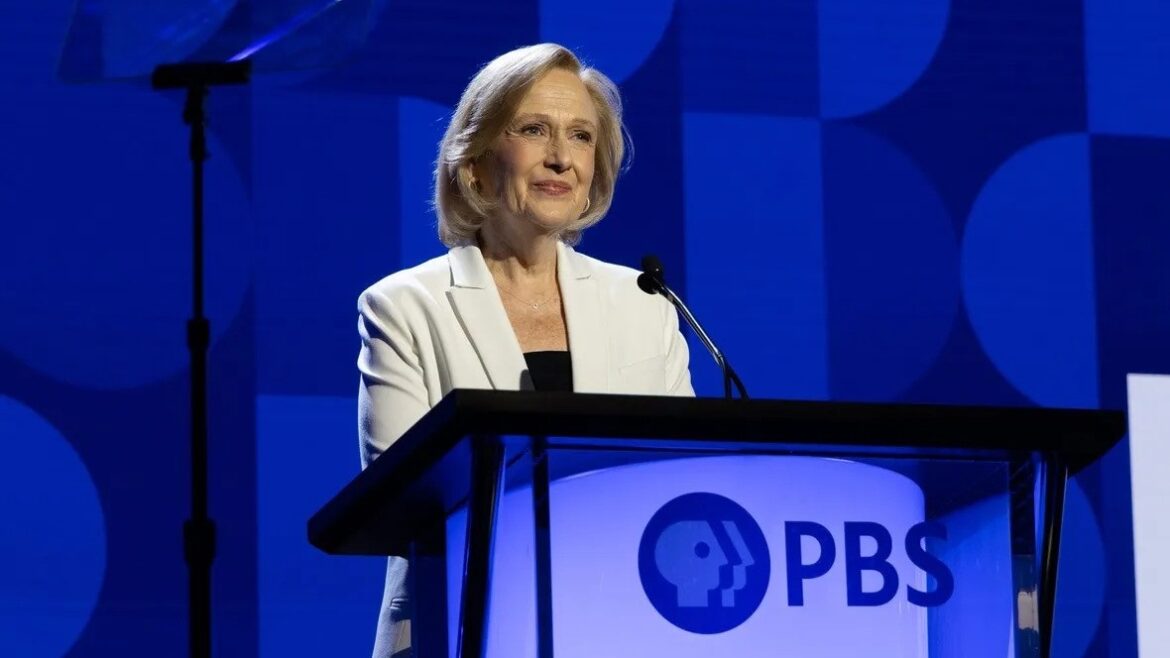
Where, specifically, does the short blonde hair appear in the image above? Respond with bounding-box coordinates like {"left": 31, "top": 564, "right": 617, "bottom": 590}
{"left": 435, "top": 43, "right": 626, "bottom": 247}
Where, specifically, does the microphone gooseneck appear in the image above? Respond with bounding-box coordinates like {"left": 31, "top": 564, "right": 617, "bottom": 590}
{"left": 638, "top": 254, "right": 748, "bottom": 399}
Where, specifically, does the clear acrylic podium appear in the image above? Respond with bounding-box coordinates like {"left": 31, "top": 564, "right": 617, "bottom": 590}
{"left": 308, "top": 390, "right": 1125, "bottom": 658}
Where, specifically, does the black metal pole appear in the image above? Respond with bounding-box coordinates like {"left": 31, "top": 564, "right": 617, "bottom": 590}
{"left": 1007, "top": 457, "right": 1040, "bottom": 656}
{"left": 456, "top": 436, "right": 505, "bottom": 658}
{"left": 152, "top": 60, "right": 249, "bottom": 658}
{"left": 182, "top": 83, "right": 215, "bottom": 658}
{"left": 1039, "top": 456, "right": 1069, "bottom": 658}
{"left": 531, "top": 436, "right": 554, "bottom": 658}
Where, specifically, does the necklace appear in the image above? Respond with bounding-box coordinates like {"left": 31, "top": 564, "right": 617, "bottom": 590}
{"left": 497, "top": 284, "right": 558, "bottom": 311}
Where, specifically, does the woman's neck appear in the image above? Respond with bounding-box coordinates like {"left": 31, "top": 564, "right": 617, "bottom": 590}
{"left": 478, "top": 224, "right": 559, "bottom": 289}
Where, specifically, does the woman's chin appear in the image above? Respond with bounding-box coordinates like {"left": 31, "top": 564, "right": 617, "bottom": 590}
{"left": 526, "top": 213, "right": 576, "bottom": 235}
{"left": 487, "top": 207, "right": 577, "bottom": 240}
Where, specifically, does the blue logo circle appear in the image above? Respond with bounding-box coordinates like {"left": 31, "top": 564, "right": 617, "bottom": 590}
{"left": 638, "top": 492, "right": 770, "bottom": 633}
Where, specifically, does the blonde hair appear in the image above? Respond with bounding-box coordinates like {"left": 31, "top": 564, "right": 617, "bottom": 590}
{"left": 434, "top": 43, "right": 626, "bottom": 246}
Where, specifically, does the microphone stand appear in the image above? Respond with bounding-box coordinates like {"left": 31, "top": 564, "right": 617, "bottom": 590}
{"left": 151, "top": 60, "right": 250, "bottom": 658}
{"left": 637, "top": 258, "right": 748, "bottom": 400}
{"left": 654, "top": 284, "right": 748, "bottom": 399}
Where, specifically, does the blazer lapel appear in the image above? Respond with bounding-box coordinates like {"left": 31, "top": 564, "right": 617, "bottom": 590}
{"left": 558, "top": 242, "right": 610, "bottom": 393}
{"left": 446, "top": 246, "right": 530, "bottom": 390}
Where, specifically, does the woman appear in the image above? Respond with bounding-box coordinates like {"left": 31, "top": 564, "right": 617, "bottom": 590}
{"left": 357, "top": 43, "right": 694, "bottom": 657}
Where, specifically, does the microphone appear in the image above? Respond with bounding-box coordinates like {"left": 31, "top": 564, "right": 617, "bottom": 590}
{"left": 637, "top": 255, "right": 748, "bottom": 399}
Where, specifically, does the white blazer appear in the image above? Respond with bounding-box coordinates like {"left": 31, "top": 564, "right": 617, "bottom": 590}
{"left": 357, "top": 242, "right": 694, "bottom": 658}
{"left": 357, "top": 241, "right": 695, "bottom": 465}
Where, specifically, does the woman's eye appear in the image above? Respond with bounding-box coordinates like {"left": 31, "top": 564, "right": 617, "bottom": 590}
{"left": 573, "top": 131, "right": 594, "bottom": 143}
{"left": 521, "top": 124, "right": 544, "bottom": 136}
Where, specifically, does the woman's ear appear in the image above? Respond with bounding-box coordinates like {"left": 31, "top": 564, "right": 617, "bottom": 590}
{"left": 469, "top": 151, "right": 495, "bottom": 193}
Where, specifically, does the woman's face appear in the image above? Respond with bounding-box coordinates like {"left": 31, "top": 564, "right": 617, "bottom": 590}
{"left": 475, "top": 68, "right": 599, "bottom": 237}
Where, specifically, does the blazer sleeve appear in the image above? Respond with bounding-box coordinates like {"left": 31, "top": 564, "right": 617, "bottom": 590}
{"left": 356, "top": 286, "right": 432, "bottom": 467}
{"left": 662, "top": 296, "right": 696, "bottom": 397}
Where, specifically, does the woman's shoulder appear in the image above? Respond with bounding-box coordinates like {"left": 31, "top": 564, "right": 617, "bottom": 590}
{"left": 359, "top": 252, "right": 451, "bottom": 308}
{"left": 563, "top": 245, "right": 641, "bottom": 285}
{"left": 565, "top": 246, "right": 670, "bottom": 313}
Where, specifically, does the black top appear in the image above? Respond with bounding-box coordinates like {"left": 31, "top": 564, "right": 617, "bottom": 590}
{"left": 310, "top": 390, "right": 1127, "bottom": 555}
{"left": 524, "top": 351, "right": 573, "bottom": 392}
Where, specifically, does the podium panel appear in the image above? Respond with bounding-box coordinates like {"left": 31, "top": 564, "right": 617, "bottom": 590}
{"left": 444, "top": 450, "right": 1018, "bottom": 658}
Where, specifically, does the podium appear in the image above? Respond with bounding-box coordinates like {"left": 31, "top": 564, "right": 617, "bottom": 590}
{"left": 309, "top": 390, "right": 1124, "bottom": 658}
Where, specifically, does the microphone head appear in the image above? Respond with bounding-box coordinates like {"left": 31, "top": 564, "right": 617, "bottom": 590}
{"left": 640, "top": 254, "right": 664, "bottom": 279}
{"left": 636, "top": 272, "right": 659, "bottom": 295}
{"left": 638, "top": 254, "right": 666, "bottom": 295}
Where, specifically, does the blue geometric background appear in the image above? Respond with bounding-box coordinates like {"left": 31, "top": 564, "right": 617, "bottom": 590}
{"left": 1, "top": 0, "right": 1167, "bottom": 655}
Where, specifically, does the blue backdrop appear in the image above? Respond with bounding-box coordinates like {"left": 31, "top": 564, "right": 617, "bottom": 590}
{"left": 1, "top": 0, "right": 1167, "bottom": 655}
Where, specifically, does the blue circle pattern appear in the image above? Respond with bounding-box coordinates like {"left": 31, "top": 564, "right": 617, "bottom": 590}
{"left": 962, "top": 134, "right": 1099, "bottom": 408}
{"left": 540, "top": 0, "right": 675, "bottom": 83}
{"left": 683, "top": 114, "right": 827, "bottom": 400}
{"left": 1053, "top": 479, "right": 1107, "bottom": 658}
{"left": 818, "top": 0, "right": 950, "bottom": 118}
{"left": 821, "top": 122, "right": 959, "bottom": 401}
{"left": 0, "top": 396, "right": 106, "bottom": 658}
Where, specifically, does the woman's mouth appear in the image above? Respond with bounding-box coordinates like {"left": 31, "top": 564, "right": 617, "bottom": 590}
{"left": 532, "top": 181, "right": 572, "bottom": 196}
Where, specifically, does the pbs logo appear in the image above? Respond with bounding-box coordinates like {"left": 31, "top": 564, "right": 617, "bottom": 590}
{"left": 639, "top": 490, "right": 956, "bottom": 635}
{"left": 637, "top": 493, "right": 770, "bottom": 633}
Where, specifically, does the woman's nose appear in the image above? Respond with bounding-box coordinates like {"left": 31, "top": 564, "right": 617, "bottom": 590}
{"left": 545, "top": 133, "right": 572, "bottom": 171}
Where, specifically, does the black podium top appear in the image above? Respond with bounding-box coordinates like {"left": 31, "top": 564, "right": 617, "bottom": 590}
{"left": 309, "top": 390, "right": 1125, "bottom": 556}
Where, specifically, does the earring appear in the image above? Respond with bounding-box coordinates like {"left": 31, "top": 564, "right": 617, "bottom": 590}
{"left": 582, "top": 197, "right": 591, "bottom": 214}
